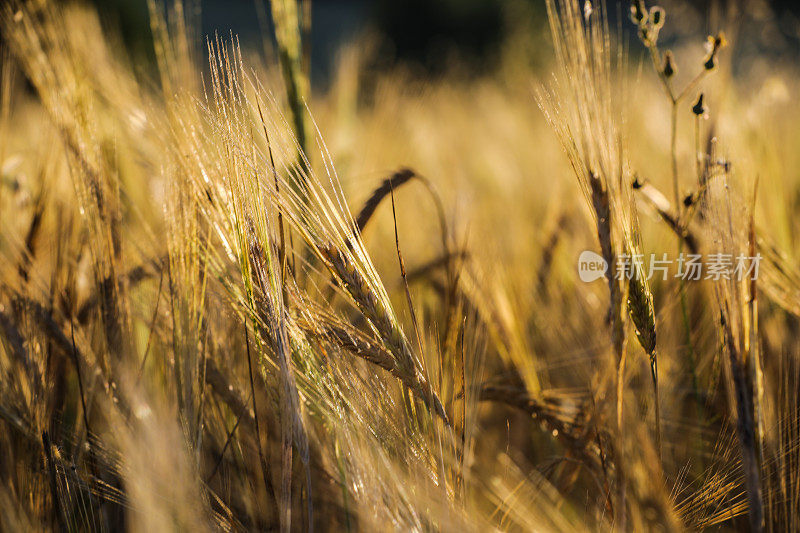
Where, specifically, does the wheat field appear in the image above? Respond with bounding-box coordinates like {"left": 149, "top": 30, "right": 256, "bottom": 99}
{"left": 1, "top": 0, "right": 799, "bottom": 530}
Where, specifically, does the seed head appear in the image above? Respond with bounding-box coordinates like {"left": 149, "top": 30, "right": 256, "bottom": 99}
{"left": 583, "top": 0, "right": 593, "bottom": 21}
{"left": 662, "top": 50, "right": 676, "bottom": 78}
{"left": 628, "top": 256, "right": 657, "bottom": 356}
{"left": 630, "top": 0, "right": 647, "bottom": 25}
{"left": 704, "top": 32, "right": 727, "bottom": 70}
{"left": 650, "top": 7, "right": 665, "bottom": 29}
{"left": 692, "top": 93, "right": 707, "bottom": 117}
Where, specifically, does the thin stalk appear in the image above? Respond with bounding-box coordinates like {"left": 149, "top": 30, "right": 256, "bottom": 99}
{"left": 245, "top": 324, "right": 276, "bottom": 519}
{"left": 301, "top": 0, "right": 312, "bottom": 82}
{"left": 681, "top": 116, "right": 704, "bottom": 420}
{"left": 390, "top": 184, "right": 448, "bottom": 488}
{"left": 671, "top": 103, "right": 679, "bottom": 216}
{"left": 256, "top": 98, "right": 290, "bottom": 285}
{"left": 644, "top": 30, "right": 711, "bottom": 452}
{"left": 749, "top": 179, "right": 767, "bottom": 511}
{"left": 649, "top": 352, "right": 662, "bottom": 457}
{"left": 70, "top": 319, "right": 102, "bottom": 521}
{"left": 616, "top": 345, "right": 627, "bottom": 430}
{"left": 70, "top": 319, "right": 93, "bottom": 454}
{"left": 206, "top": 391, "right": 252, "bottom": 483}
{"left": 642, "top": 41, "right": 675, "bottom": 460}
{"left": 676, "top": 70, "right": 710, "bottom": 104}
{"left": 136, "top": 269, "right": 165, "bottom": 385}
{"left": 646, "top": 43, "right": 675, "bottom": 103}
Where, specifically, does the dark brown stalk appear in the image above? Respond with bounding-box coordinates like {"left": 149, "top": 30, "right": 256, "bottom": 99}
{"left": 589, "top": 174, "right": 623, "bottom": 356}
{"left": 536, "top": 213, "right": 569, "bottom": 295}
{"left": 588, "top": 172, "right": 628, "bottom": 437}
{"left": 455, "top": 322, "right": 466, "bottom": 503}
{"left": 748, "top": 179, "right": 765, "bottom": 457}
{"left": 355, "top": 168, "right": 416, "bottom": 233}
{"left": 356, "top": 168, "right": 451, "bottom": 285}
{"left": 588, "top": 170, "right": 631, "bottom": 527}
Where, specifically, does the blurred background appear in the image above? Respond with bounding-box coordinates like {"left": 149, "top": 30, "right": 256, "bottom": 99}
{"left": 76, "top": 0, "right": 800, "bottom": 88}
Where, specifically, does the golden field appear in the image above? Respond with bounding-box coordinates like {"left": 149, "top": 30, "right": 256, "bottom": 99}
{"left": 1, "top": 0, "right": 800, "bottom": 530}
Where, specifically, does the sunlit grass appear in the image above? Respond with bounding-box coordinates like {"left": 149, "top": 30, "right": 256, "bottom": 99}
{"left": 1, "top": 0, "right": 799, "bottom": 530}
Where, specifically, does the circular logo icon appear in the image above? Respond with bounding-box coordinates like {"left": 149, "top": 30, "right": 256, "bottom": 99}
{"left": 578, "top": 250, "right": 608, "bottom": 282}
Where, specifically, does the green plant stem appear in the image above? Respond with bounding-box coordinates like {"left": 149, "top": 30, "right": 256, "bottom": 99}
{"left": 645, "top": 34, "right": 710, "bottom": 453}
{"left": 671, "top": 103, "right": 679, "bottom": 217}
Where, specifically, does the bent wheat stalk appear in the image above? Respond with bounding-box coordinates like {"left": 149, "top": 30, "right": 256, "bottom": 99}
{"left": 321, "top": 243, "right": 449, "bottom": 423}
